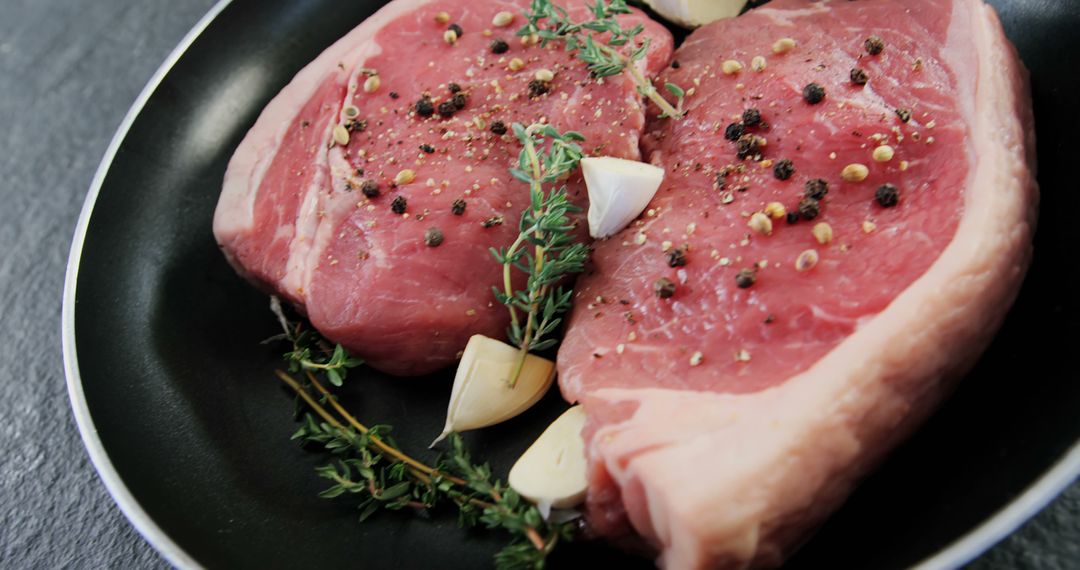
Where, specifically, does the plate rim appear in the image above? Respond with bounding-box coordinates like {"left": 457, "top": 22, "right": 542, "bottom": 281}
{"left": 60, "top": 1, "right": 1080, "bottom": 569}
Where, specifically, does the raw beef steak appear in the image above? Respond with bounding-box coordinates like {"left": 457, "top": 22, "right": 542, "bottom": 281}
{"left": 213, "top": 0, "right": 673, "bottom": 375}
{"left": 557, "top": 0, "right": 1037, "bottom": 567}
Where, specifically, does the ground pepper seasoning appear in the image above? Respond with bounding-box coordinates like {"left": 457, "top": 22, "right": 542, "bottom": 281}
{"left": 360, "top": 179, "right": 380, "bottom": 198}
{"left": 437, "top": 100, "right": 457, "bottom": 118}
{"left": 414, "top": 97, "right": 434, "bottom": 117}
{"left": 527, "top": 79, "right": 551, "bottom": 98}
{"left": 804, "top": 178, "right": 829, "bottom": 200}
{"left": 735, "top": 268, "right": 757, "bottom": 289}
{"left": 875, "top": 183, "right": 900, "bottom": 207}
{"left": 773, "top": 159, "right": 795, "bottom": 180}
{"left": 803, "top": 83, "right": 826, "bottom": 105}
{"left": 424, "top": 227, "right": 444, "bottom": 247}
{"left": 742, "top": 108, "right": 762, "bottom": 127}
{"left": 654, "top": 277, "right": 676, "bottom": 299}
{"left": 798, "top": 198, "right": 821, "bottom": 220}
{"left": 725, "top": 123, "right": 745, "bottom": 141}
{"left": 666, "top": 247, "right": 688, "bottom": 268}
{"left": 865, "top": 35, "right": 885, "bottom": 55}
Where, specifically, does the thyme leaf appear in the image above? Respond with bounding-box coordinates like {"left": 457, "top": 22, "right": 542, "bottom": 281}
{"left": 274, "top": 297, "right": 363, "bottom": 387}
{"left": 519, "top": 0, "right": 686, "bottom": 119}
{"left": 272, "top": 318, "right": 574, "bottom": 569}
{"left": 492, "top": 124, "right": 590, "bottom": 386}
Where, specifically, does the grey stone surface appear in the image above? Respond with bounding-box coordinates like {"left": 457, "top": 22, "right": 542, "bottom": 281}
{"left": 0, "top": 0, "right": 1074, "bottom": 568}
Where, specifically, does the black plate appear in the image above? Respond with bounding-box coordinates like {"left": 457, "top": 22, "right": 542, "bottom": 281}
{"left": 64, "top": 0, "right": 1080, "bottom": 568}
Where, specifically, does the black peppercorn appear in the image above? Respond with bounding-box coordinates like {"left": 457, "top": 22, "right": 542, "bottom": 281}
{"left": 671, "top": 60, "right": 681, "bottom": 69}
{"left": 437, "top": 100, "right": 457, "bottom": 117}
{"left": 804, "top": 178, "right": 829, "bottom": 200}
{"left": 490, "top": 38, "right": 509, "bottom": 54}
{"left": 875, "top": 183, "right": 900, "bottom": 207}
{"left": 451, "top": 198, "right": 466, "bottom": 215}
{"left": 850, "top": 68, "right": 869, "bottom": 85}
{"left": 798, "top": 197, "right": 821, "bottom": 220}
{"left": 735, "top": 268, "right": 756, "bottom": 289}
{"left": 527, "top": 79, "right": 551, "bottom": 98}
{"left": 448, "top": 23, "right": 463, "bottom": 37}
{"left": 360, "top": 179, "right": 380, "bottom": 198}
{"left": 736, "top": 134, "right": 760, "bottom": 160}
{"left": 489, "top": 120, "right": 507, "bottom": 135}
{"left": 419, "top": 144, "right": 435, "bottom": 154}
{"left": 666, "top": 247, "right": 687, "bottom": 268}
{"left": 391, "top": 195, "right": 407, "bottom": 214}
{"left": 389, "top": 91, "right": 399, "bottom": 99}
{"left": 448, "top": 82, "right": 462, "bottom": 93}
{"left": 742, "top": 108, "right": 762, "bottom": 127}
{"left": 724, "top": 122, "right": 745, "bottom": 141}
{"left": 654, "top": 277, "right": 676, "bottom": 299}
{"left": 865, "top": 35, "right": 885, "bottom": 55}
{"left": 452, "top": 93, "right": 467, "bottom": 110}
{"left": 773, "top": 159, "right": 795, "bottom": 180}
{"left": 786, "top": 212, "right": 799, "bottom": 225}
{"left": 895, "top": 108, "right": 912, "bottom": 123}
{"left": 803, "top": 83, "right": 826, "bottom": 105}
{"left": 414, "top": 97, "right": 434, "bottom": 117}
{"left": 481, "top": 216, "right": 504, "bottom": 228}
{"left": 424, "top": 227, "right": 444, "bottom": 247}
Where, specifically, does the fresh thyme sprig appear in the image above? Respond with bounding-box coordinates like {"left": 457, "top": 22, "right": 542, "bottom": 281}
{"left": 271, "top": 297, "right": 363, "bottom": 387}
{"left": 492, "top": 123, "right": 590, "bottom": 386}
{"left": 277, "top": 366, "right": 574, "bottom": 569}
{"left": 518, "top": 0, "right": 686, "bottom": 119}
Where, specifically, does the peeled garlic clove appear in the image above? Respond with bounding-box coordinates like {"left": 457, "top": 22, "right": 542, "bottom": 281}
{"left": 509, "top": 405, "right": 588, "bottom": 510}
{"left": 642, "top": 0, "right": 748, "bottom": 28}
{"left": 582, "top": 157, "right": 664, "bottom": 239}
{"left": 431, "top": 335, "right": 556, "bottom": 447}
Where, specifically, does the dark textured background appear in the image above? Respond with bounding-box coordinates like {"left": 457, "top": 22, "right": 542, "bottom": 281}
{"left": 0, "top": 0, "right": 1076, "bottom": 568}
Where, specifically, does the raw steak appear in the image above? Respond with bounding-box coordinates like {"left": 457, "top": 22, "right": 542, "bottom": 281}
{"left": 557, "top": 0, "right": 1037, "bottom": 567}
{"left": 213, "top": 0, "right": 673, "bottom": 375}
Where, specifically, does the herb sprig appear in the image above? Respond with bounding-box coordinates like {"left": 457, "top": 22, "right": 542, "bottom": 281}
{"left": 518, "top": 0, "right": 686, "bottom": 119}
{"left": 492, "top": 124, "right": 590, "bottom": 386}
{"left": 277, "top": 365, "right": 573, "bottom": 569}
{"left": 272, "top": 297, "right": 363, "bottom": 387}
{"left": 267, "top": 305, "right": 572, "bottom": 568}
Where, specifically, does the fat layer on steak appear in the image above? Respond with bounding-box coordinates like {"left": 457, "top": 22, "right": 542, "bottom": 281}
{"left": 556, "top": 0, "right": 1037, "bottom": 567}
{"left": 213, "top": 0, "right": 673, "bottom": 375}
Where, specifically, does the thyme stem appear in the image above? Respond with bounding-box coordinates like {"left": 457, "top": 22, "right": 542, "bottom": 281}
{"left": 492, "top": 124, "right": 589, "bottom": 388}
{"left": 616, "top": 43, "right": 684, "bottom": 119}
{"left": 520, "top": 0, "right": 686, "bottom": 120}
{"left": 509, "top": 127, "right": 550, "bottom": 386}
{"left": 277, "top": 367, "right": 570, "bottom": 566}
{"left": 301, "top": 371, "right": 467, "bottom": 485}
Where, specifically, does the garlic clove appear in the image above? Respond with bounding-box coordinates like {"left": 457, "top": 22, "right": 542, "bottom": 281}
{"left": 642, "top": 0, "right": 748, "bottom": 28}
{"left": 582, "top": 157, "right": 665, "bottom": 239}
{"left": 431, "top": 335, "right": 556, "bottom": 447}
{"left": 509, "top": 405, "right": 588, "bottom": 510}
